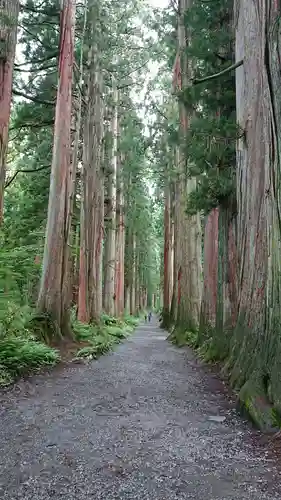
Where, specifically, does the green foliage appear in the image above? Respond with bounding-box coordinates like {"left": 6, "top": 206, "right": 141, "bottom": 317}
{"left": 2, "top": 0, "right": 160, "bottom": 372}
{"left": 0, "top": 301, "right": 60, "bottom": 386}
{"left": 28, "top": 312, "right": 63, "bottom": 344}
{"left": 72, "top": 321, "right": 99, "bottom": 342}
{"left": 185, "top": 169, "right": 235, "bottom": 216}
{"left": 152, "top": 0, "right": 236, "bottom": 215}
{"left": 197, "top": 337, "right": 228, "bottom": 363}
{"left": 106, "top": 325, "right": 127, "bottom": 339}
{"left": 100, "top": 313, "right": 139, "bottom": 331}
{"left": 0, "top": 338, "right": 59, "bottom": 376}
{"left": 168, "top": 328, "right": 198, "bottom": 348}
{"left": 0, "top": 244, "right": 41, "bottom": 308}
{"left": 76, "top": 343, "right": 111, "bottom": 360}
{"left": 184, "top": 0, "right": 236, "bottom": 214}
{"left": 123, "top": 314, "right": 139, "bottom": 328}
{"left": 0, "top": 337, "right": 59, "bottom": 385}
{"left": 0, "top": 303, "right": 31, "bottom": 338}
{"left": 73, "top": 313, "right": 139, "bottom": 360}
{"left": 75, "top": 326, "right": 115, "bottom": 360}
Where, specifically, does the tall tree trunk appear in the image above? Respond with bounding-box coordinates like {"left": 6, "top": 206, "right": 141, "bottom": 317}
{"left": 0, "top": 0, "right": 19, "bottom": 224}
{"left": 170, "top": 153, "right": 180, "bottom": 323}
{"left": 134, "top": 245, "right": 139, "bottom": 314}
{"left": 198, "top": 6, "right": 237, "bottom": 358}
{"left": 170, "top": 165, "right": 179, "bottom": 325}
{"left": 90, "top": 70, "right": 104, "bottom": 320}
{"left": 162, "top": 178, "right": 171, "bottom": 325}
{"left": 94, "top": 96, "right": 104, "bottom": 318}
{"left": 226, "top": 0, "right": 281, "bottom": 428}
{"left": 72, "top": 219, "right": 80, "bottom": 308}
{"left": 130, "top": 233, "right": 136, "bottom": 315}
{"left": 125, "top": 286, "right": 130, "bottom": 312}
{"left": 103, "top": 81, "right": 118, "bottom": 316}
{"left": 175, "top": 0, "right": 202, "bottom": 331}
{"left": 170, "top": 192, "right": 174, "bottom": 307}
{"left": 78, "top": 154, "right": 88, "bottom": 321}
{"left": 70, "top": 0, "right": 87, "bottom": 315}
{"left": 78, "top": 10, "right": 103, "bottom": 322}
{"left": 198, "top": 208, "right": 218, "bottom": 343}
{"left": 115, "top": 151, "right": 125, "bottom": 317}
{"left": 37, "top": 0, "right": 76, "bottom": 337}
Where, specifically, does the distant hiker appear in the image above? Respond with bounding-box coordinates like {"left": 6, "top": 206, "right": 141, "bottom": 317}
{"left": 144, "top": 313, "right": 147, "bottom": 322}
{"left": 148, "top": 311, "right": 152, "bottom": 322}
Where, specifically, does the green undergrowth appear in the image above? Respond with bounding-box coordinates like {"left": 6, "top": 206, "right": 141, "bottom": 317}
{"left": 0, "top": 338, "right": 59, "bottom": 386}
{"left": 0, "top": 303, "right": 60, "bottom": 386}
{"left": 73, "top": 313, "right": 139, "bottom": 360}
{"left": 0, "top": 301, "right": 139, "bottom": 386}
{"left": 168, "top": 327, "right": 198, "bottom": 348}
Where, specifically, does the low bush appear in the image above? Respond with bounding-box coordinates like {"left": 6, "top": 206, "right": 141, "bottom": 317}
{"left": 74, "top": 313, "right": 139, "bottom": 359}
{"left": 72, "top": 321, "right": 99, "bottom": 342}
{"left": 0, "top": 302, "right": 60, "bottom": 386}
{"left": 0, "top": 305, "right": 140, "bottom": 384}
{"left": 0, "top": 337, "right": 60, "bottom": 385}
{"left": 168, "top": 328, "right": 198, "bottom": 348}
{"left": 76, "top": 338, "right": 113, "bottom": 360}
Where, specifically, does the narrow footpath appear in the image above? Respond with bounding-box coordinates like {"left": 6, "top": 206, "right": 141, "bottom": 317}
{"left": 1, "top": 320, "right": 281, "bottom": 499}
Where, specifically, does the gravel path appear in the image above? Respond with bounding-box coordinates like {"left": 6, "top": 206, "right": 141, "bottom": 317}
{"left": 1, "top": 319, "right": 281, "bottom": 499}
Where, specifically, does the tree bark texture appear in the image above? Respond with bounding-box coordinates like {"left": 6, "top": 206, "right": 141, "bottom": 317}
{"left": 163, "top": 179, "right": 171, "bottom": 323}
{"left": 103, "top": 82, "right": 118, "bottom": 316}
{"left": 134, "top": 247, "right": 140, "bottom": 314}
{"left": 37, "top": 0, "right": 76, "bottom": 337}
{"left": 78, "top": 29, "right": 104, "bottom": 322}
{"left": 0, "top": 0, "right": 19, "bottom": 224}
{"left": 175, "top": 0, "right": 202, "bottom": 331}
{"left": 115, "top": 151, "right": 125, "bottom": 317}
{"left": 129, "top": 234, "right": 136, "bottom": 315}
{"left": 170, "top": 156, "right": 180, "bottom": 323}
{"left": 225, "top": 0, "right": 281, "bottom": 427}
{"left": 199, "top": 208, "right": 219, "bottom": 342}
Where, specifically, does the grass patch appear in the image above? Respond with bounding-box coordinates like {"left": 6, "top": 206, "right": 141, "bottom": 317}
{"left": 0, "top": 302, "right": 60, "bottom": 386}
{"left": 168, "top": 328, "right": 198, "bottom": 348}
{"left": 0, "top": 337, "right": 60, "bottom": 385}
{"left": 75, "top": 339, "right": 113, "bottom": 360}
{"left": 73, "top": 313, "right": 139, "bottom": 360}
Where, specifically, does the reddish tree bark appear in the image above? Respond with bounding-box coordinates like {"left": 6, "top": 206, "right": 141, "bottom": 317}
{"left": 104, "top": 82, "right": 118, "bottom": 316}
{"left": 163, "top": 181, "right": 171, "bottom": 323}
{"left": 37, "top": 0, "right": 76, "bottom": 336}
{"left": 78, "top": 52, "right": 104, "bottom": 322}
{"left": 199, "top": 209, "right": 219, "bottom": 333}
{"left": 0, "top": 0, "right": 19, "bottom": 223}
{"left": 129, "top": 234, "right": 136, "bottom": 315}
{"left": 173, "top": 0, "right": 202, "bottom": 330}
{"left": 219, "top": 0, "right": 281, "bottom": 429}
{"left": 115, "top": 151, "right": 125, "bottom": 317}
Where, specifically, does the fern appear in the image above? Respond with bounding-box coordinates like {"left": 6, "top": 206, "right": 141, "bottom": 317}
{"left": 0, "top": 337, "right": 60, "bottom": 382}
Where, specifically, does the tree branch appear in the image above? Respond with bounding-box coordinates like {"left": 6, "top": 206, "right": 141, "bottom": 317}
{"left": 12, "top": 89, "right": 54, "bottom": 106}
{"left": 19, "top": 2, "right": 59, "bottom": 16}
{"left": 14, "top": 64, "right": 56, "bottom": 73}
{"left": 14, "top": 51, "right": 58, "bottom": 68}
{"left": 10, "top": 119, "right": 54, "bottom": 132}
{"left": 5, "top": 165, "right": 51, "bottom": 189}
{"left": 192, "top": 59, "right": 243, "bottom": 85}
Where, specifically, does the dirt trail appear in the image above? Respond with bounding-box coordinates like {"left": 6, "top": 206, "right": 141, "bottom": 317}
{"left": 0, "top": 320, "right": 281, "bottom": 499}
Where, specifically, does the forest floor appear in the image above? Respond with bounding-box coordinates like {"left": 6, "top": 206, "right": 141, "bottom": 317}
{"left": 1, "top": 320, "right": 281, "bottom": 499}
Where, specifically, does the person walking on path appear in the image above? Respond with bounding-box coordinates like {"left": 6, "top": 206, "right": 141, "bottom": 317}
{"left": 148, "top": 311, "right": 152, "bottom": 322}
